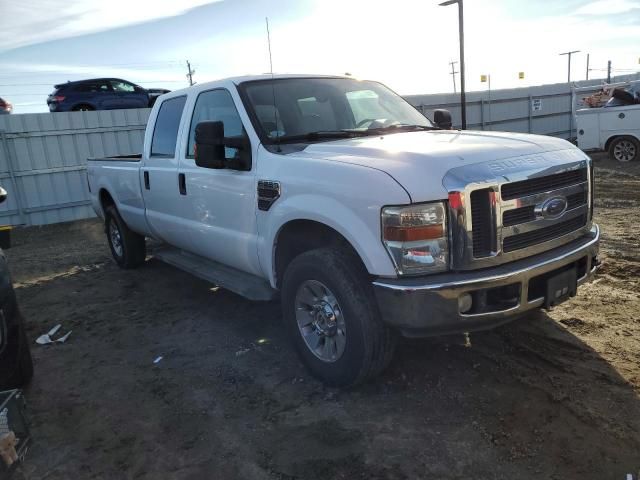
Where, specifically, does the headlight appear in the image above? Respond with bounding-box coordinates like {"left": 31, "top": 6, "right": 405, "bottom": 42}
{"left": 381, "top": 202, "right": 449, "bottom": 275}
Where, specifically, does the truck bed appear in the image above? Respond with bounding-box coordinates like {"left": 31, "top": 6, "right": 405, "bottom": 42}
{"left": 576, "top": 104, "right": 640, "bottom": 151}
{"left": 87, "top": 154, "right": 149, "bottom": 236}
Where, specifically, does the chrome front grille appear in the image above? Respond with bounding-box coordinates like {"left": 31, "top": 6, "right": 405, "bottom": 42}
{"left": 444, "top": 150, "right": 593, "bottom": 271}
{"left": 501, "top": 169, "right": 587, "bottom": 200}
{"left": 502, "top": 190, "right": 587, "bottom": 226}
{"left": 498, "top": 171, "right": 589, "bottom": 254}
{"left": 502, "top": 214, "right": 587, "bottom": 252}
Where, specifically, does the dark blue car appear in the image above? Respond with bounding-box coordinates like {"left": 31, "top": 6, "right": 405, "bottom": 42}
{"left": 47, "top": 78, "right": 154, "bottom": 112}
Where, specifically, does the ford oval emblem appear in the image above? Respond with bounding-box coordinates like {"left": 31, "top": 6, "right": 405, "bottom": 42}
{"left": 536, "top": 196, "right": 568, "bottom": 219}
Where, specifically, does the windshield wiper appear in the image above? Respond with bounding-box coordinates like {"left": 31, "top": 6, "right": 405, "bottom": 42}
{"left": 273, "top": 125, "right": 439, "bottom": 144}
{"left": 365, "top": 124, "right": 441, "bottom": 134}
{"left": 276, "top": 130, "right": 369, "bottom": 143}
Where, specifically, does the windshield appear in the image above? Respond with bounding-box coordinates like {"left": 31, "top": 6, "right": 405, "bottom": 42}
{"left": 240, "top": 77, "right": 434, "bottom": 143}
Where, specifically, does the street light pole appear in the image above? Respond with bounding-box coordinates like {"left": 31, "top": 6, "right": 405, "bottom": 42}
{"left": 440, "top": 0, "right": 466, "bottom": 129}
{"left": 559, "top": 50, "right": 580, "bottom": 83}
{"left": 559, "top": 50, "right": 579, "bottom": 141}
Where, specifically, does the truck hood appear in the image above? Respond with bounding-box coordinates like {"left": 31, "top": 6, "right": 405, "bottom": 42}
{"left": 296, "top": 130, "right": 581, "bottom": 202}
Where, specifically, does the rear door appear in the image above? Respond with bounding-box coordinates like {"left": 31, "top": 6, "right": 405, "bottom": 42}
{"left": 76, "top": 80, "right": 119, "bottom": 109}
{"left": 140, "top": 95, "right": 191, "bottom": 250}
{"left": 110, "top": 80, "right": 149, "bottom": 109}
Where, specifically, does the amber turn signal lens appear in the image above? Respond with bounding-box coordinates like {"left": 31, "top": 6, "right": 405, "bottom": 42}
{"left": 384, "top": 225, "right": 444, "bottom": 242}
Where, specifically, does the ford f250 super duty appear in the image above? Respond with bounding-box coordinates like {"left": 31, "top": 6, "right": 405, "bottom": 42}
{"left": 87, "top": 74, "right": 600, "bottom": 386}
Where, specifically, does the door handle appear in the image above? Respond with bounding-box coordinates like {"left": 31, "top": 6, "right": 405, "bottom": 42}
{"left": 143, "top": 171, "right": 150, "bottom": 190}
{"left": 178, "top": 173, "right": 187, "bottom": 195}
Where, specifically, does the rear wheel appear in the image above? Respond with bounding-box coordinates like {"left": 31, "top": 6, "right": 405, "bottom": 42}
{"left": 281, "top": 247, "right": 396, "bottom": 387}
{"left": 105, "top": 205, "right": 146, "bottom": 268}
{"left": 609, "top": 136, "right": 639, "bottom": 162}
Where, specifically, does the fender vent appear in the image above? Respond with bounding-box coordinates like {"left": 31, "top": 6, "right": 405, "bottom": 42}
{"left": 258, "top": 180, "right": 281, "bottom": 211}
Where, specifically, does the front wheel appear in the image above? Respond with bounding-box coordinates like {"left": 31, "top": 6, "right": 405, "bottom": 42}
{"left": 105, "top": 205, "right": 146, "bottom": 269}
{"left": 281, "top": 247, "right": 396, "bottom": 387}
{"left": 609, "top": 136, "right": 639, "bottom": 162}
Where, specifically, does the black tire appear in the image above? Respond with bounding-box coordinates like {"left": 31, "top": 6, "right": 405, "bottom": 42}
{"left": 608, "top": 136, "right": 639, "bottom": 163}
{"left": 105, "top": 205, "right": 146, "bottom": 269}
{"left": 72, "top": 104, "right": 95, "bottom": 111}
{"left": 281, "top": 247, "right": 396, "bottom": 387}
{"left": 2, "top": 312, "right": 34, "bottom": 389}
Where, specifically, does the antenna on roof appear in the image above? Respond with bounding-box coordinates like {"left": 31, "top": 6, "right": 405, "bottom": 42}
{"left": 265, "top": 17, "right": 281, "bottom": 152}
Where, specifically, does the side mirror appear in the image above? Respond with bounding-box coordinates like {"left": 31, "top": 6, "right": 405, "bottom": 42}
{"left": 195, "top": 121, "right": 226, "bottom": 169}
{"left": 195, "top": 121, "right": 251, "bottom": 171}
{"left": 433, "top": 109, "right": 453, "bottom": 129}
{"left": 0, "top": 187, "right": 7, "bottom": 204}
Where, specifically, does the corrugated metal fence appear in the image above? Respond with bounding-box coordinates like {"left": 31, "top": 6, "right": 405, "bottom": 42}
{"left": 0, "top": 108, "right": 149, "bottom": 226}
{"left": 405, "top": 73, "right": 640, "bottom": 138}
{"left": 1, "top": 73, "right": 639, "bottom": 227}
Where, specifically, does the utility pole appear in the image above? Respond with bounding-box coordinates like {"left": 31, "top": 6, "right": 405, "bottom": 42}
{"left": 481, "top": 74, "right": 491, "bottom": 129}
{"left": 186, "top": 60, "right": 196, "bottom": 86}
{"left": 559, "top": 50, "right": 580, "bottom": 83}
{"left": 449, "top": 60, "right": 458, "bottom": 93}
{"left": 440, "top": 0, "right": 466, "bottom": 129}
{"left": 586, "top": 53, "right": 590, "bottom": 80}
{"left": 607, "top": 60, "right": 612, "bottom": 83}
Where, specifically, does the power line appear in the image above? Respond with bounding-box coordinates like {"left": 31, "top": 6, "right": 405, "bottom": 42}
{"left": 0, "top": 63, "right": 185, "bottom": 78}
{"left": 0, "top": 80, "right": 185, "bottom": 87}
{"left": 0, "top": 93, "right": 50, "bottom": 97}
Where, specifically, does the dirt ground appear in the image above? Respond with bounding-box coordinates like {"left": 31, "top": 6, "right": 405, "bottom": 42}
{"left": 4, "top": 155, "right": 640, "bottom": 480}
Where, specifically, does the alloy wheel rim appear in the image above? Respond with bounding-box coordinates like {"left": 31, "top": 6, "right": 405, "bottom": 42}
{"left": 294, "top": 280, "right": 346, "bottom": 363}
{"left": 614, "top": 140, "right": 636, "bottom": 162}
{"left": 109, "top": 221, "right": 123, "bottom": 257}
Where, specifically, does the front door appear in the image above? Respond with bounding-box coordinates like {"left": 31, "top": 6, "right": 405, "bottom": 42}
{"left": 178, "top": 88, "right": 261, "bottom": 276}
{"left": 140, "top": 95, "right": 192, "bottom": 251}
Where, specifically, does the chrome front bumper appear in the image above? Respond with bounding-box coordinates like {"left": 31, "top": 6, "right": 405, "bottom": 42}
{"left": 372, "top": 225, "right": 600, "bottom": 337}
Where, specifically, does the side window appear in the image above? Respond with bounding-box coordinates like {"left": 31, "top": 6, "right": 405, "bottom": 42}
{"left": 75, "top": 82, "right": 110, "bottom": 93}
{"left": 150, "top": 96, "right": 187, "bottom": 157}
{"left": 187, "top": 89, "right": 246, "bottom": 159}
{"left": 74, "top": 83, "right": 92, "bottom": 93}
{"left": 111, "top": 81, "right": 136, "bottom": 93}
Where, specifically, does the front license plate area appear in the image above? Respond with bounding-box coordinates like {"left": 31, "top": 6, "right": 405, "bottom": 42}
{"left": 545, "top": 268, "right": 577, "bottom": 308}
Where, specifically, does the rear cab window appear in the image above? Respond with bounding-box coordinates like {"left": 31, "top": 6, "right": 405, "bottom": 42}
{"left": 150, "top": 96, "right": 187, "bottom": 158}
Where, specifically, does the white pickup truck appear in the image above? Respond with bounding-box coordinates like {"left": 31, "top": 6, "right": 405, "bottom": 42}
{"left": 88, "top": 74, "right": 600, "bottom": 386}
{"left": 576, "top": 103, "right": 640, "bottom": 162}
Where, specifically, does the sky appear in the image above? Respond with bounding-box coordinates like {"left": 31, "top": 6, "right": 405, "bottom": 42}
{"left": 0, "top": 0, "right": 639, "bottom": 113}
